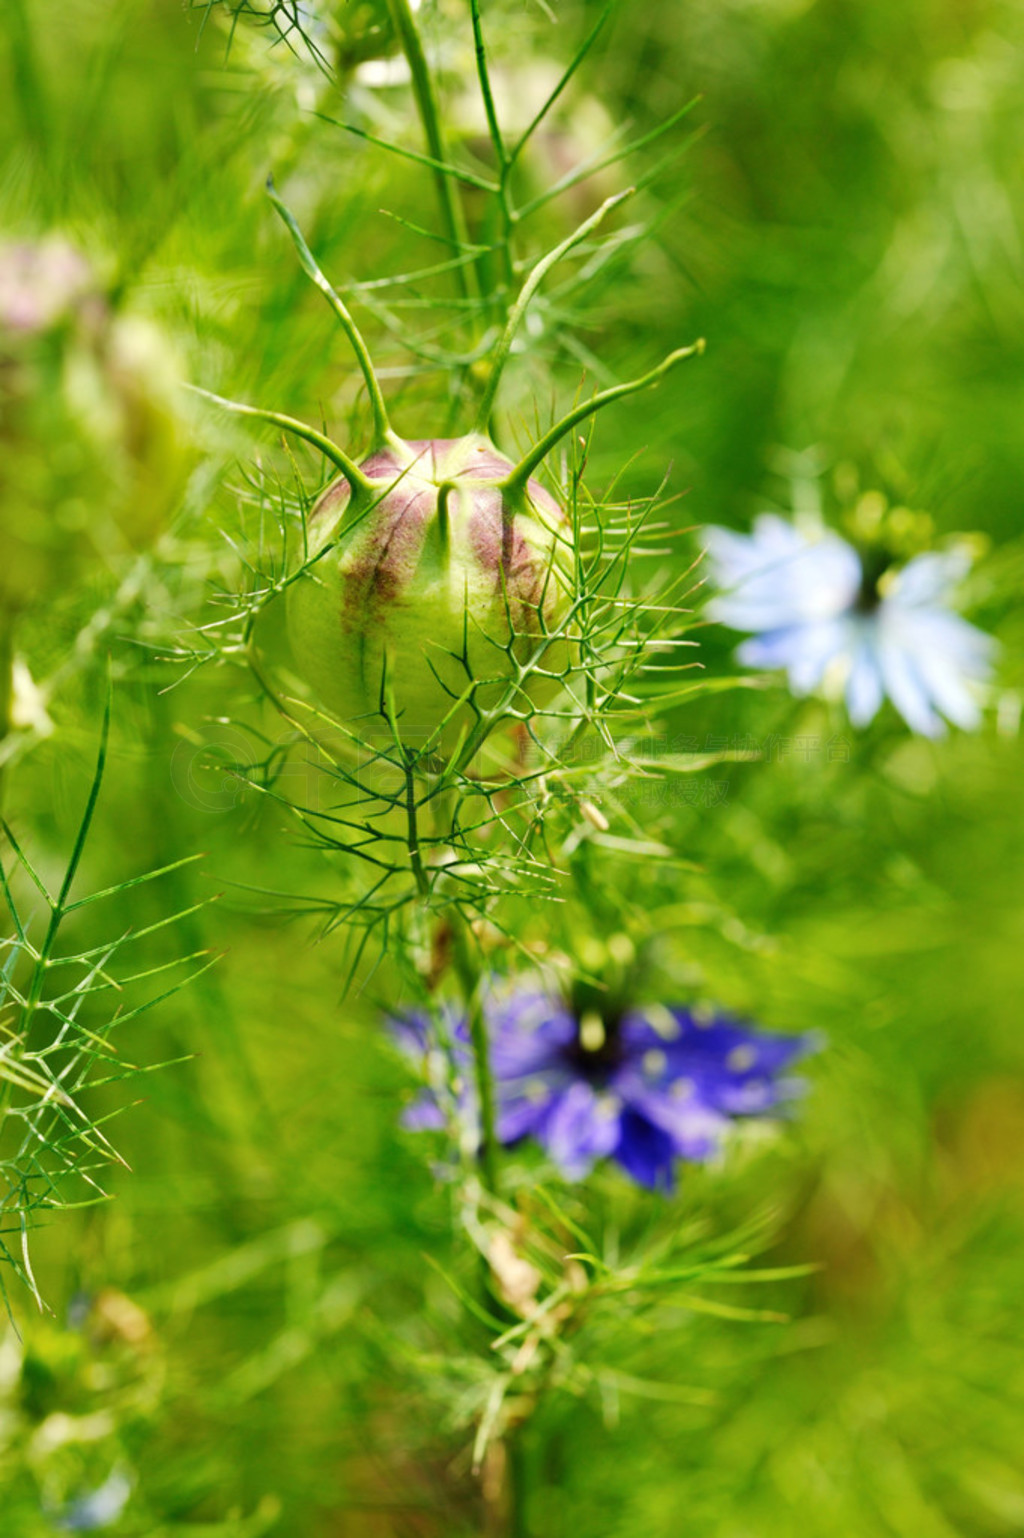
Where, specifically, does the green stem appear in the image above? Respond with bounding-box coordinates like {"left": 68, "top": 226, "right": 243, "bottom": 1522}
{"left": 386, "top": 0, "right": 473, "bottom": 304}
{"left": 9, "top": 0, "right": 49, "bottom": 169}
{"left": 187, "top": 385, "right": 376, "bottom": 499}
{"left": 266, "top": 179, "right": 398, "bottom": 450}
{"left": 469, "top": 0, "right": 506, "bottom": 174}
{"left": 468, "top": 0, "right": 516, "bottom": 302}
{"left": 500, "top": 339, "right": 705, "bottom": 492}
{"left": 10, "top": 684, "right": 111, "bottom": 1051}
{"left": 452, "top": 914, "right": 498, "bottom": 1192}
{"left": 405, "top": 755, "right": 430, "bottom": 898}
{"left": 506, "top": 1429, "right": 528, "bottom": 1538}
{"left": 417, "top": 783, "right": 497, "bottom": 1190}
{"left": 0, "top": 608, "right": 14, "bottom": 815}
{"left": 474, "top": 190, "right": 635, "bottom": 433}
{"left": 506, "top": 2, "right": 615, "bottom": 175}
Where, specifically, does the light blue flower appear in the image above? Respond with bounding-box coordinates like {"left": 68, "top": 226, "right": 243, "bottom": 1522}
{"left": 704, "top": 515, "right": 996, "bottom": 736}
{"left": 53, "top": 1469, "right": 132, "bottom": 1532}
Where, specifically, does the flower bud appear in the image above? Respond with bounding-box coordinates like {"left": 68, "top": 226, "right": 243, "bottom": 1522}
{"left": 286, "top": 434, "right": 568, "bottom": 752}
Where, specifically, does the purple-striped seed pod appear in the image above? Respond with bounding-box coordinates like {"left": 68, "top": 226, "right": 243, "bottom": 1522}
{"left": 286, "top": 433, "right": 569, "bottom": 752}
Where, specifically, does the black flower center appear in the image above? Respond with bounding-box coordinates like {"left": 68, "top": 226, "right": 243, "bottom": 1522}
{"left": 854, "top": 548, "right": 893, "bottom": 614}
{"left": 564, "top": 1009, "right": 624, "bottom": 1081}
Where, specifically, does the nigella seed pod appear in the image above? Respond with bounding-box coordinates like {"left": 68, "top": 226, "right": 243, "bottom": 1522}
{"left": 199, "top": 181, "right": 702, "bottom": 758}
{"left": 286, "top": 434, "right": 568, "bottom": 751}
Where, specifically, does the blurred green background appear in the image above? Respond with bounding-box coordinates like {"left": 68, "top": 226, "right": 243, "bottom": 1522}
{"left": 2, "top": 0, "right": 1023, "bottom": 1533}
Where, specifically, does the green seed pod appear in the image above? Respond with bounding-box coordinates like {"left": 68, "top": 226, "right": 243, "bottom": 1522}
{"left": 286, "top": 434, "right": 568, "bottom": 752}
{"left": 203, "top": 182, "right": 701, "bottom": 765}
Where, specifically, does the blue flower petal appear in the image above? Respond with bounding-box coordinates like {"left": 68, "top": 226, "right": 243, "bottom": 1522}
{"left": 391, "top": 992, "right": 817, "bottom": 1192}
{"left": 401, "top": 1097, "right": 448, "bottom": 1132}
{"left": 881, "top": 606, "right": 994, "bottom": 731}
{"left": 613, "top": 1110, "right": 678, "bottom": 1192}
{"left": 875, "top": 633, "right": 946, "bottom": 736}
{"left": 706, "top": 518, "right": 861, "bottom": 633}
{"left": 621, "top": 1081, "right": 728, "bottom": 1161}
{"left": 488, "top": 994, "right": 576, "bottom": 1080}
{"left": 845, "top": 635, "right": 885, "bottom": 725}
{"left": 538, "top": 1081, "right": 621, "bottom": 1180}
{"left": 890, "top": 550, "right": 970, "bottom": 607}
{"left": 740, "top": 616, "right": 852, "bottom": 695}
{"left": 626, "top": 1011, "right": 812, "bottom": 1074}
{"left": 389, "top": 1010, "right": 433, "bottom": 1057}
{"left": 54, "top": 1471, "right": 132, "bottom": 1532}
{"left": 706, "top": 514, "right": 995, "bottom": 737}
{"left": 496, "top": 1063, "right": 577, "bottom": 1142}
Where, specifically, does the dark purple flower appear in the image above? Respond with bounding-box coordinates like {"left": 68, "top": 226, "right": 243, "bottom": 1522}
{"left": 391, "top": 985, "right": 816, "bottom": 1191}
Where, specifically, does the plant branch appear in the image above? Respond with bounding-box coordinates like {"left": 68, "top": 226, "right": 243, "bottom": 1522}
{"left": 266, "top": 178, "right": 397, "bottom": 449}
{"left": 385, "top": 0, "right": 474, "bottom": 304}
{"left": 468, "top": 0, "right": 516, "bottom": 300}
{"left": 501, "top": 340, "right": 705, "bottom": 492}
{"left": 474, "top": 189, "right": 635, "bottom": 432}
{"left": 0, "top": 609, "right": 14, "bottom": 815}
{"left": 452, "top": 915, "right": 498, "bottom": 1192}
{"left": 468, "top": 0, "right": 506, "bottom": 174}
{"left": 187, "top": 385, "right": 375, "bottom": 499}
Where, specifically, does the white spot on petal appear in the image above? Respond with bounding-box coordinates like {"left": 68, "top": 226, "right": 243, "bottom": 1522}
{"left": 727, "top": 1045, "right": 757, "bottom": 1072}
{"left": 579, "top": 1012, "right": 605, "bottom": 1053}
{"left": 642, "top": 1049, "right": 668, "bottom": 1079}
{"left": 644, "top": 1004, "right": 682, "bottom": 1040}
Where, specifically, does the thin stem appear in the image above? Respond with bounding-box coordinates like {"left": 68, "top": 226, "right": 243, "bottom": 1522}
{"left": 506, "top": 1429, "right": 528, "bottom": 1538}
{"left": 516, "top": 97, "right": 700, "bottom": 222}
{"left": 501, "top": 339, "right": 705, "bottom": 492}
{"left": 266, "top": 179, "right": 397, "bottom": 449}
{"left": 8, "top": 0, "right": 49, "bottom": 169}
{"left": 405, "top": 754, "right": 430, "bottom": 898}
{"left": 385, "top": 0, "right": 473, "bottom": 304}
{"left": 318, "top": 113, "right": 499, "bottom": 194}
{"left": 452, "top": 915, "right": 498, "bottom": 1192}
{"left": 13, "top": 683, "right": 111, "bottom": 1043}
{"left": 469, "top": 0, "right": 506, "bottom": 175}
{"left": 468, "top": 0, "right": 516, "bottom": 300}
{"left": 474, "top": 189, "right": 635, "bottom": 433}
{"left": 0, "top": 609, "right": 14, "bottom": 814}
{"left": 187, "top": 385, "right": 376, "bottom": 500}
{"left": 506, "top": 1, "right": 615, "bottom": 174}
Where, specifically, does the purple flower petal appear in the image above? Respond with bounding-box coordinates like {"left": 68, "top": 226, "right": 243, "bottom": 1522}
{"left": 401, "top": 1097, "right": 448, "bottom": 1132}
{"left": 623, "top": 1083, "right": 728, "bottom": 1162}
{"left": 488, "top": 992, "right": 577, "bottom": 1079}
{"left": 612, "top": 1110, "right": 679, "bottom": 1192}
{"left": 538, "top": 1082, "right": 622, "bottom": 1180}
{"left": 496, "top": 1073, "right": 569, "bottom": 1142}
{"left": 390, "top": 990, "right": 817, "bottom": 1192}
